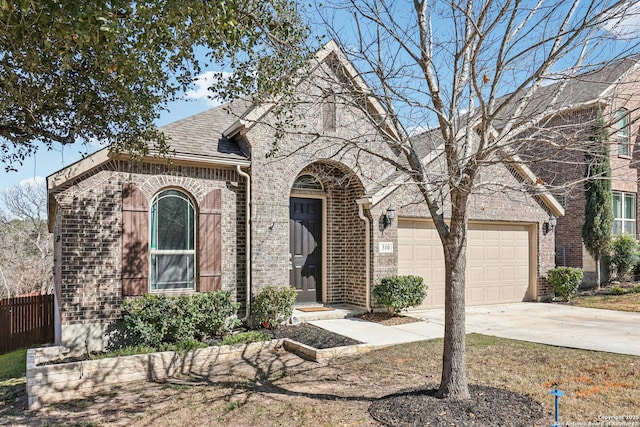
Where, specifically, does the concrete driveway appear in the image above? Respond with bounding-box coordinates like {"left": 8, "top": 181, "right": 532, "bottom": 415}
{"left": 410, "top": 302, "right": 640, "bottom": 356}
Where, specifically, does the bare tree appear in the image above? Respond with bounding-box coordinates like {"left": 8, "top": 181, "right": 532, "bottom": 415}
{"left": 278, "top": 0, "right": 640, "bottom": 400}
{"left": 0, "top": 179, "right": 52, "bottom": 298}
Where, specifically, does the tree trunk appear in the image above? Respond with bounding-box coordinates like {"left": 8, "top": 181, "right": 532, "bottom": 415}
{"left": 436, "top": 214, "right": 471, "bottom": 400}
{"left": 595, "top": 256, "right": 601, "bottom": 290}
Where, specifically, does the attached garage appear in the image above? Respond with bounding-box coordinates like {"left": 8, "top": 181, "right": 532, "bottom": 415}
{"left": 398, "top": 219, "right": 535, "bottom": 309}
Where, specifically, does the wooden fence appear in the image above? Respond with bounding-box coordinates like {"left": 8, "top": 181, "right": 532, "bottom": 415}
{"left": 0, "top": 293, "right": 54, "bottom": 354}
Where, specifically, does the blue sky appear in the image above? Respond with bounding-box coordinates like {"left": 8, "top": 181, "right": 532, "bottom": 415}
{"left": 0, "top": 78, "right": 220, "bottom": 194}
{"left": 3, "top": 1, "right": 640, "bottom": 197}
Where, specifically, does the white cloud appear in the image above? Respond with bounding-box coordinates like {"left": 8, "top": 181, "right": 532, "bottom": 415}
{"left": 19, "top": 176, "right": 45, "bottom": 187}
{"left": 603, "top": 2, "right": 640, "bottom": 39}
{"left": 184, "top": 71, "right": 232, "bottom": 106}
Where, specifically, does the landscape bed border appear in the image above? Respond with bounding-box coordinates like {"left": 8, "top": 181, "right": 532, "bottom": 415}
{"left": 26, "top": 338, "right": 375, "bottom": 410}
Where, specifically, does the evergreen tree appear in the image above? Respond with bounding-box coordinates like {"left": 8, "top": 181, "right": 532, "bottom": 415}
{"left": 583, "top": 105, "right": 614, "bottom": 289}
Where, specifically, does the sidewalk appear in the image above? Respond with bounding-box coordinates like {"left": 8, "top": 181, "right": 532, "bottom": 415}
{"left": 309, "top": 317, "right": 444, "bottom": 347}
{"left": 310, "top": 303, "right": 640, "bottom": 356}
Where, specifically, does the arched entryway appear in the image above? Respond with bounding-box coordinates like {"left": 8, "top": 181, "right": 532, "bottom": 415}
{"left": 289, "top": 162, "right": 367, "bottom": 306}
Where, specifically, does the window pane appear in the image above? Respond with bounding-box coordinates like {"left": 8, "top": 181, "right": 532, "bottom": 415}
{"left": 293, "top": 174, "right": 323, "bottom": 191}
{"left": 625, "top": 194, "right": 636, "bottom": 220}
{"left": 613, "top": 220, "right": 622, "bottom": 235}
{"left": 617, "top": 109, "right": 629, "bottom": 139}
{"left": 617, "top": 109, "right": 630, "bottom": 155}
{"left": 151, "top": 253, "right": 194, "bottom": 290}
{"left": 613, "top": 193, "right": 622, "bottom": 218}
{"left": 150, "top": 189, "right": 196, "bottom": 291}
{"left": 156, "top": 192, "right": 194, "bottom": 250}
{"left": 618, "top": 143, "right": 629, "bottom": 156}
{"left": 624, "top": 220, "right": 636, "bottom": 237}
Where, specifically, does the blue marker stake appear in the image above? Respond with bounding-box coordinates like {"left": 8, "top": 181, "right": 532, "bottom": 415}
{"left": 549, "top": 389, "right": 564, "bottom": 427}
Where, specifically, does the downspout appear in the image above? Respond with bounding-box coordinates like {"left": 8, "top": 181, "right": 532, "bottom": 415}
{"left": 357, "top": 199, "right": 372, "bottom": 312}
{"left": 236, "top": 165, "right": 251, "bottom": 321}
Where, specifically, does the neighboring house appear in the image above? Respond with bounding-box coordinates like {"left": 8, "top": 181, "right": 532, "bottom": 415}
{"left": 519, "top": 57, "right": 640, "bottom": 286}
{"left": 47, "top": 41, "right": 561, "bottom": 351}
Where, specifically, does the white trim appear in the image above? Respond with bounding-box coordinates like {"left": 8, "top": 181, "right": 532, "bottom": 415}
{"left": 612, "top": 191, "right": 636, "bottom": 236}
{"left": 357, "top": 199, "right": 372, "bottom": 312}
{"left": 149, "top": 189, "right": 197, "bottom": 292}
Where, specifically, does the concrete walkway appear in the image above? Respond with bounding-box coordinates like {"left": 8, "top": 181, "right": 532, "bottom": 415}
{"left": 310, "top": 303, "right": 640, "bottom": 356}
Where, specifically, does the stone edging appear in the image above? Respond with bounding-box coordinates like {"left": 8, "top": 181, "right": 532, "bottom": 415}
{"left": 26, "top": 339, "right": 375, "bottom": 410}
{"left": 26, "top": 340, "right": 283, "bottom": 410}
{"left": 282, "top": 339, "right": 375, "bottom": 362}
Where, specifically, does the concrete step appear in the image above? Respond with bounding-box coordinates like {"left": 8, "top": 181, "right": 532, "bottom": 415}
{"left": 292, "top": 304, "right": 366, "bottom": 323}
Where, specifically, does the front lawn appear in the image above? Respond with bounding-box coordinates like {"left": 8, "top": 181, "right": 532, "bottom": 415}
{"left": 4, "top": 334, "right": 638, "bottom": 426}
{"left": 572, "top": 291, "right": 640, "bottom": 312}
{"left": 0, "top": 348, "right": 28, "bottom": 418}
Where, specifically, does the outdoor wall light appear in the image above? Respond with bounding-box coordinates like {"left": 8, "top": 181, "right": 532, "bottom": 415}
{"left": 383, "top": 206, "right": 396, "bottom": 228}
{"left": 544, "top": 214, "right": 557, "bottom": 235}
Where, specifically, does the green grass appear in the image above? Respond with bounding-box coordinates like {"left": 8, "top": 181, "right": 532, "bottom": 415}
{"left": 0, "top": 349, "right": 28, "bottom": 417}
{"left": 572, "top": 291, "right": 640, "bottom": 312}
{"left": 0, "top": 348, "right": 27, "bottom": 381}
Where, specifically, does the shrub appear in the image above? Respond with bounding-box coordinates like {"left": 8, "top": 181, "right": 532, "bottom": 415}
{"left": 610, "top": 234, "right": 638, "bottom": 281}
{"left": 633, "top": 285, "right": 640, "bottom": 294}
{"left": 121, "top": 291, "right": 240, "bottom": 348}
{"left": 609, "top": 285, "right": 627, "bottom": 295}
{"left": 121, "top": 294, "right": 172, "bottom": 348}
{"left": 547, "top": 267, "right": 583, "bottom": 302}
{"left": 633, "top": 258, "right": 640, "bottom": 280}
{"left": 252, "top": 286, "right": 298, "bottom": 329}
{"left": 372, "top": 275, "right": 427, "bottom": 314}
{"left": 192, "top": 291, "right": 241, "bottom": 338}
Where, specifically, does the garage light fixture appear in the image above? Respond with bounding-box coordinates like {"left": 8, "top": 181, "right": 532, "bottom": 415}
{"left": 544, "top": 214, "right": 557, "bottom": 235}
{"left": 383, "top": 206, "right": 396, "bottom": 228}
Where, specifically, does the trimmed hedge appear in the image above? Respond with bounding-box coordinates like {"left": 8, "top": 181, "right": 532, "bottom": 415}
{"left": 372, "top": 275, "right": 427, "bottom": 314}
{"left": 121, "top": 291, "right": 240, "bottom": 348}
{"left": 547, "top": 267, "right": 583, "bottom": 302}
{"left": 252, "top": 286, "right": 298, "bottom": 329}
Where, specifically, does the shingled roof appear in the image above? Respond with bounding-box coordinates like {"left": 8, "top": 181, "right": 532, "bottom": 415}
{"left": 159, "top": 98, "right": 253, "bottom": 161}
{"left": 494, "top": 56, "right": 640, "bottom": 127}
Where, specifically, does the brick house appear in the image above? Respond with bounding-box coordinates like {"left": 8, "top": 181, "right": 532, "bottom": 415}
{"left": 519, "top": 57, "right": 640, "bottom": 285}
{"left": 47, "top": 41, "right": 561, "bottom": 351}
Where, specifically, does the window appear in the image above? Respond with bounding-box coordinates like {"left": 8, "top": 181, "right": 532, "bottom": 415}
{"left": 617, "top": 108, "right": 630, "bottom": 156}
{"left": 150, "top": 190, "right": 195, "bottom": 290}
{"left": 612, "top": 191, "right": 636, "bottom": 236}
{"left": 292, "top": 174, "right": 323, "bottom": 191}
{"left": 322, "top": 90, "right": 336, "bottom": 132}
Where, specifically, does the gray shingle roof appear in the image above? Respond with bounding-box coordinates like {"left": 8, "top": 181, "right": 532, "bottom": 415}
{"left": 159, "top": 99, "right": 253, "bottom": 160}
{"left": 495, "top": 56, "right": 640, "bottom": 127}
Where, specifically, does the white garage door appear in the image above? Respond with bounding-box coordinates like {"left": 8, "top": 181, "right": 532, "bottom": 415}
{"left": 398, "top": 219, "right": 532, "bottom": 309}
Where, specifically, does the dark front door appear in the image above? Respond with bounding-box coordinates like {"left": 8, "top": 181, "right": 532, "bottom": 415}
{"left": 290, "top": 197, "right": 322, "bottom": 303}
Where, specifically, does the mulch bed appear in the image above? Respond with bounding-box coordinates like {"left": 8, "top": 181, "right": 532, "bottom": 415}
{"left": 369, "top": 384, "right": 544, "bottom": 426}
{"left": 42, "top": 314, "right": 420, "bottom": 367}
{"left": 271, "top": 323, "right": 362, "bottom": 349}
{"left": 357, "top": 312, "right": 422, "bottom": 326}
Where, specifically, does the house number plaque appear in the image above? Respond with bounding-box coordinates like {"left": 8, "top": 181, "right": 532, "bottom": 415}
{"left": 378, "top": 242, "right": 393, "bottom": 253}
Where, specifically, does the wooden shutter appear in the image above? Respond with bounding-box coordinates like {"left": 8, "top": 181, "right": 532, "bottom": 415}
{"left": 122, "top": 183, "right": 149, "bottom": 296}
{"left": 198, "top": 189, "right": 222, "bottom": 292}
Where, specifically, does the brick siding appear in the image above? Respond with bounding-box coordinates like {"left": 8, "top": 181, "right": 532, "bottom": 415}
{"left": 51, "top": 161, "right": 246, "bottom": 331}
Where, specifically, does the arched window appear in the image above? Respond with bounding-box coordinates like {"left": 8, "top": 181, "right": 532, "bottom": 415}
{"left": 150, "top": 189, "right": 195, "bottom": 290}
{"left": 292, "top": 174, "right": 323, "bottom": 191}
